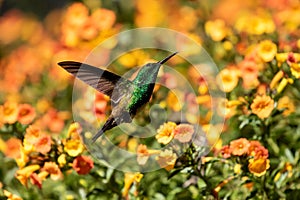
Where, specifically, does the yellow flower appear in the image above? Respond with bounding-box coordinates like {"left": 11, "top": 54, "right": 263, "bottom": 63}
{"left": 2, "top": 101, "right": 18, "bottom": 124}
{"left": 58, "top": 154, "right": 67, "bottom": 167}
{"left": 270, "top": 70, "right": 284, "bottom": 89}
{"left": 216, "top": 68, "right": 239, "bottom": 92}
{"left": 166, "top": 91, "right": 182, "bottom": 112}
{"left": 67, "top": 122, "right": 82, "bottom": 139}
{"left": 3, "top": 190, "right": 23, "bottom": 200}
{"left": 234, "top": 164, "right": 242, "bottom": 174}
{"left": 251, "top": 95, "right": 274, "bottom": 119}
{"left": 15, "top": 164, "right": 40, "bottom": 186}
{"left": 205, "top": 19, "right": 228, "bottom": 41}
{"left": 277, "top": 96, "right": 295, "bottom": 116}
{"left": 122, "top": 172, "right": 143, "bottom": 198}
{"left": 290, "top": 62, "right": 300, "bottom": 78}
{"left": 155, "top": 122, "right": 176, "bottom": 145}
{"left": 257, "top": 40, "right": 277, "bottom": 62}
{"left": 64, "top": 139, "right": 84, "bottom": 157}
{"left": 155, "top": 149, "right": 177, "bottom": 171}
{"left": 15, "top": 147, "right": 29, "bottom": 168}
{"left": 248, "top": 158, "right": 270, "bottom": 177}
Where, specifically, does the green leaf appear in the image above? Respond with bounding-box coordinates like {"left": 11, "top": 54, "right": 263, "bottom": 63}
{"left": 197, "top": 178, "right": 207, "bottom": 189}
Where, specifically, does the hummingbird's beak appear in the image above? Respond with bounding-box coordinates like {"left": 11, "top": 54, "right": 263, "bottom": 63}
{"left": 157, "top": 52, "right": 178, "bottom": 64}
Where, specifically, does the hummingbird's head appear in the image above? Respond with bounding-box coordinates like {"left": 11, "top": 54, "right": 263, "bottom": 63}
{"left": 133, "top": 52, "right": 178, "bottom": 85}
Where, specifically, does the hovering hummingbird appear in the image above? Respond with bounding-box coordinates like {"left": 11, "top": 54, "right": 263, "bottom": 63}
{"left": 58, "top": 52, "right": 177, "bottom": 142}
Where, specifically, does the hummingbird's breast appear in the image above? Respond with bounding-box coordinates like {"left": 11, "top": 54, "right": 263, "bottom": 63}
{"left": 127, "top": 83, "right": 154, "bottom": 116}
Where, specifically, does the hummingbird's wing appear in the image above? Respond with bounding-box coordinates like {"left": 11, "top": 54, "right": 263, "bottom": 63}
{"left": 58, "top": 61, "right": 133, "bottom": 101}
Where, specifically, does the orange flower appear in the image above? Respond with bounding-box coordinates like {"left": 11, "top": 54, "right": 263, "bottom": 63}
{"left": 34, "top": 134, "right": 52, "bottom": 155}
{"left": 277, "top": 96, "right": 295, "bottom": 116}
{"left": 173, "top": 124, "right": 194, "bottom": 143}
{"left": 155, "top": 149, "right": 177, "bottom": 171}
{"left": 251, "top": 95, "right": 274, "bottom": 119}
{"left": 2, "top": 101, "right": 18, "bottom": 124}
{"left": 64, "top": 2, "right": 88, "bottom": 27}
{"left": 247, "top": 141, "right": 268, "bottom": 159}
{"left": 220, "top": 145, "right": 231, "bottom": 158}
{"left": 24, "top": 125, "right": 41, "bottom": 144}
{"left": 4, "top": 137, "right": 22, "bottom": 159}
{"left": 257, "top": 40, "right": 277, "bottom": 62}
{"left": 94, "top": 92, "right": 109, "bottom": 121}
{"left": 136, "top": 144, "right": 160, "bottom": 165}
{"left": 91, "top": 8, "right": 116, "bottom": 30}
{"left": 248, "top": 158, "right": 270, "bottom": 177}
{"left": 155, "top": 122, "right": 177, "bottom": 145}
{"left": 137, "top": 144, "right": 149, "bottom": 165}
{"left": 17, "top": 104, "right": 36, "bottom": 124}
{"left": 239, "top": 59, "right": 260, "bottom": 89}
{"left": 42, "top": 162, "right": 62, "bottom": 180}
{"left": 72, "top": 155, "right": 94, "bottom": 175}
{"left": 230, "top": 138, "right": 250, "bottom": 156}
{"left": 216, "top": 68, "right": 239, "bottom": 92}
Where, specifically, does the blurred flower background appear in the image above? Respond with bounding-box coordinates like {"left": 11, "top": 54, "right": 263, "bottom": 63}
{"left": 1, "top": 0, "right": 300, "bottom": 199}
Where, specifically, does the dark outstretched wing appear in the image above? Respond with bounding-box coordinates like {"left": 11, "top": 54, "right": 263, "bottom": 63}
{"left": 58, "top": 61, "right": 133, "bottom": 99}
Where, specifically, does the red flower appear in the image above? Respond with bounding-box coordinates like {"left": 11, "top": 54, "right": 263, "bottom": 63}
{"left": 73, "top": 155, "right": 94, "bottom": 175}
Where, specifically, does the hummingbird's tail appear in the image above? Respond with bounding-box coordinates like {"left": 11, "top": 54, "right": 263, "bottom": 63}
{"left": 91, "top": 117, "right": 117, "bottom": 143}
{"left": 158, "top": 52, "right": 178, "bottom": 64}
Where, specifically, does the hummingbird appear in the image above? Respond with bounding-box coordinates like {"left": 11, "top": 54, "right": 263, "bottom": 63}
{"left": 58, "top": 52, "right": 177, "bottom": 142}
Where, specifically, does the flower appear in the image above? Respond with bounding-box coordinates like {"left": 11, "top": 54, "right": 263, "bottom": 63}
{"left": 216, "top": 68, "right": 239, "bottom": 92}
{"left": 34, "top": 134, "right": 52, "bottom": 155}
{"left": 277, "top": 96, "right": 295, "bottom": 116}
{"left": 91, "top": 8, "right": 116, "bottom": 30}
{"left": 155, "top": 149, "right": 177, "bottom": 171}
{"left": 3, "top": 190, "right": 23, "bottom": 200}
{"left": 166, "top": 91, "right": 182, "bottom": 112}
{"left": 136, "top": 144, "right": 160, "bottom": 165}
{"left": 173, "top": 124, "right": 194, "bottom": 143}
{"left": 257, "top": 40, "right": 277, "bottom": 62}
{"left": 58, "top": 154, "right": 67, "bottom": 167}
{"left": 15, "top": 164, "right": 40, "bottom": 186}
{"left": 239, "top": 59, "right": 260, "bottom": 89}
{"left": 270, "top": 70, "right": 284, "bottom": 89}
{"left": 290, "top": 62, "right": 300, "bottom": 78}
{"left": 17, "top": 104, "right": 36, "bottom": 124}
{"left": 230, "top": 138, "right": 250, "bottom": 156}
{"left": 42, "top": 162, "right": 62, "bottom": 180}
{"left": 64, "top": 139, "right": 84, "bottom": 157}
{"left": 205, "top": 19, "right": 228, "bottom": 41}
{"left": 247, "top": 141, "right": 269, "bottom": 159}
{"left": 67, "top": 122, "right": 82, "bottom": 139}
{"left": 72, "top": 155, "right": 94, "bottom": 175}
{"left": 4, "top": 137, "right": 22, "bottom": 159}
{"left": 155, "top": 122, "right": 177, "bottom": 145}
{"left": 220, "top": 145, "right": 231, "bottom": 158}
{"left": 2, "top": 101, "right": 18, "bottom": 124}
{"left": 248, "top": 158, "right": 270, "bottom": 177}
{"left": 122, "top": 172, "right": 143, "bottom": 198}
{"left": 251, "top": 95, "right": 274, "bottom": 119}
